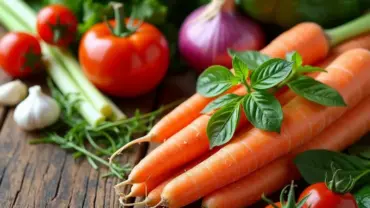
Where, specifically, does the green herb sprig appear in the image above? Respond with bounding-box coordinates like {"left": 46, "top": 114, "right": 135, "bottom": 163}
{"left": 197, "top": 50, "right": 346, "bottom": 148}
{"left": 29, "top": 79, "right": 176, "bottom": 178}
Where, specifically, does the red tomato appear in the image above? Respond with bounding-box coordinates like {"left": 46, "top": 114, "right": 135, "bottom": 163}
{"left": 36, "top": 4, "right": 77, "bottom": 47}
{"left": 299, "top": 183, "right": 358, "bottom": 208}
{"left": 79, "top": 19, "right": 169, "bottom": 97}
{"left": 265, "top": 202, "right": 281, "bottom": 208}
{"left": 0, "top": 32, "right": 42, "bottom": 78}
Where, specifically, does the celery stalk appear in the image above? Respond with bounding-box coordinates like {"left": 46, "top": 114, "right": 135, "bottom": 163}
{"left": 2, "top": 0, "right": 121, "bottom": 118}
{"left": 44, "top": 55, "right": 105, "bottom": 125}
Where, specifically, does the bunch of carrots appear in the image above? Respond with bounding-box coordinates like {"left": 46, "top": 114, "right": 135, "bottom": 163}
{"left": 110, "top": 14, "right": 370, "bottom": 208}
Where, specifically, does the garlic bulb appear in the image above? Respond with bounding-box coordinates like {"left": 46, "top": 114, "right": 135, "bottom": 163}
{"left": 0, "top": 80, "right": 28, "bottom": 106}
{"left": 14, "top": 85, "right": 61, "bottom": 130}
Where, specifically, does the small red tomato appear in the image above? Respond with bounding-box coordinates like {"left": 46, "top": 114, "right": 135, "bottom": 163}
{"left": 299, "top": 183, "right": 358, "bottom": 208}
{"left": 265, "top": 202, "right": 282, "bottom": 208}
{"left": 36, "top": 4, "right": 78, "bottom": 47}
{"left": 0, "top": 32, "right": 42, "bottom": 78}
{"left": 79, "top": 4, "right": 169, "bottom": 97}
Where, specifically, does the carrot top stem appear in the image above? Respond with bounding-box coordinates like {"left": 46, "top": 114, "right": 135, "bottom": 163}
{"left": 325, "top": 13, "right": 370, "bottom": 47}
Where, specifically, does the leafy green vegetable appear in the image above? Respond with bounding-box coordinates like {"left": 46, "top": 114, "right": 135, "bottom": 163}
{"left": 228, "top": 49, "right": 270, "bottom": 70}
{"left": 286, "top": 51, "right": 302, "bottom": 67}
{"left": 196, "top": 65, "right": 236, "bottom": 97}
{"left": 294, "top": 150, "right": 370, "bottom": 186}
{"left": 207, "top": 102, "right": 241, "bottom": 148}
{"left": 232, "top": 55, "right": 249, "bottom": 81}
{"left": 297, "top": 66, "right": 327, "bottom": 74}
{"left": 197, "top": 51, "right": 346, "bottom": 148}
{"left": 202, "top": 94, "right": 242, "bottom": 114}
{"left": 288, "top": 76, "right": 347, "bottom": 106}
{"left": 251, "top": 59, "right": 293, "bottom": 90}
{"left": 355, "top": 185, "right": 370, "bottom": 208}
{"left": 242, "top": 91, "right": 283, "bottom": 132}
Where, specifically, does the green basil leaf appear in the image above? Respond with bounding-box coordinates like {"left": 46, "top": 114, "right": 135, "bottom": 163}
{"left": 294, "top": 150, "right": 370, "bottom": 185}
{"left": 286, "top": 51, "right": 302, "bottom": 67}
{"left": 228, "top": 49, "right": 270, "bottom": 70}
{"left": 251, "top": 59, "right": 293, "bottom": 90}
{"left": 298, "top": 66, "right": 327, "bottom": 73}
{"left": 197, "top": 65, "right": 235, "bottom": 97}
{"left": 232, "top": 56, "right": 249, "bottom": 81}
{"left": 355, "top": 185, "right": 370, "bottom": 208}
{"left": 207, "top": 102, "right": 241, "bottom": 148}
{"left": 287, "top": 76, "right": 347, "bottom": 106}
{"left": 202, "top": 94, "right": 243, "bottom": 114}
{"left": 242, "top": 91, "right": 283, "bottom": 132}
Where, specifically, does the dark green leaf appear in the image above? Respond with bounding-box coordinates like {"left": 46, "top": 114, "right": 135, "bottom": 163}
{"left": 207, "top": 102, "right": 241, "bottom": 148}
{"left": 196, "top": 65, "right": 236, "bottom": 97}
{"left": 355, "top": 185, "right": 370, "bottom": 208}
{"left": 242, "top": 91, "right": 283, "bottom": 132}
{"left": 251, "top": 59, "right": 293, "bottom": 90}
{"left": 232, "top": 56, "right": 249, "bottom": 81}
{"left": 228, "top": 49, "right": 270, "bottom": 70}
{"left": 349, "top": 144, "right": 370, "bottom": 160}
{"left": 298, "top": 66, "right": 327, "bottom": 74}
{"left": 294, "top": 150, "right": 370, "bottom": 185}
{"left": 202, "top": 94, "right": 243, "bottom": 114}
{"left": 288, "top": 76, "right": 346, "bottom": 106}
{"left": 286, "top": 51, "right": 302, "bottom": 67}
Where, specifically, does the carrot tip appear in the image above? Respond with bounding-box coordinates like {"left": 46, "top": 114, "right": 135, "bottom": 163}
{"left": 149, "top": 199, "right": 164, "bottom": 208}
{"left": 114, "top": 179, "right": 134, "bottom": 194}
{"left": 109, "top": 134, "right": 153, "bottom": 164}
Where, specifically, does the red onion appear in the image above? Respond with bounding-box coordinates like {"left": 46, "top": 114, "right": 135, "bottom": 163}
{"left": 179, "top": 0, "right": 265, "bottom": 72}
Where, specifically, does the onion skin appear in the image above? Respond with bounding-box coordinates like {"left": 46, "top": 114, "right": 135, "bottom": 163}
{"left": 179, "top": 5, "right": 265, "bottom": 73}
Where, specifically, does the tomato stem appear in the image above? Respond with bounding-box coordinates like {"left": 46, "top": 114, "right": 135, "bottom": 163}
{"left": 109, "top": 2, "right": 138, "bottom": 37}
{"left": 22, "top": 46, "right": 42, "bottom": 71}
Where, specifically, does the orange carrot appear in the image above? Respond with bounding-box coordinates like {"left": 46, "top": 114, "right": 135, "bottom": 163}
{"left": 119, "top": 149, "right": 220, "bottom": 207}
{"left": 160, "top": 49, "right": 370, "bottom": 208}
{"left": 276, "top": 32, "right": 370, "bottom": 112}
{"left": 122, "top": 170, "right": 173, "bottom": 199}
{"left": 110, "top": 22, "right": 337, "bottom": 162}
{"left": 202, "top": 96, "right": 370, "bottom": 208}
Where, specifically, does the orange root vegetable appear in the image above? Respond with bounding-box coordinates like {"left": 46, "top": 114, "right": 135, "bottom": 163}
{"left": 119, "top": 149, "right": 220, "bottom": 207}
{"left": 202, "top": 96, "right": 370, "bottom": 208}
{"left": 160, "top": 49, "right": 370, "bottom": 208}
{"left": 110, "top": 22, "right": 333, "bottom": 161}
{"left": 276, "top": 32, "right": 370, "bottom": 113}
{"left": 122, "top": 170, "right": 173, "bottom": 199}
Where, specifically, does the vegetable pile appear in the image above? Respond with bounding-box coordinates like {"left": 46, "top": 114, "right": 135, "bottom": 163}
{"left": 0, "top": 0, "right": 369, "bottom": 208}
{"left": 110, "top": 12, "right": 370, "bottom": 208}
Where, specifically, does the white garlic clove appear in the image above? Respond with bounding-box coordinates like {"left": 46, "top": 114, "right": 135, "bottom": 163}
{"left": 14, "top": 85, "right": 61, "bottom": 131}
{"left": 0, "top": 80, "right": 28, "bottom": 106}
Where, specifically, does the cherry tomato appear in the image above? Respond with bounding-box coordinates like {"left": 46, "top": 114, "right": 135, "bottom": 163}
{"left": 265, "top": 202, "right": 282, "bottom": 208}
{"left": 79, "top": 19, "right": 169, "bottom": 97}
{"left": 0, "top": 32, "right": 42, "bottom": 78}
{"left": 37, "top": 4, "right": 78, "bottom": 47}
{"left": 299, "top": 183, "right": 358, "bottom": 208}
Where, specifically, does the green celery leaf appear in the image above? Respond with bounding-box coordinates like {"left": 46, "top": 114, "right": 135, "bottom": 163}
{"left": 207, "top": 102, "right": 241, "bottom": 148}
{"left": 294, "top": 150, "right": 370, "bottom": 185}
{"left": 202, "top": 94, "right": 243, "bottom": 114}
{"left": 228, "top": 49, "right": 270, "bottom": 70}
{"left": 131, "top": 0, "right": 168, "bottom": 25}
{"left": 298, "top": 66, "right": 327, "bottom": 73}
{"left": 232, "top": 55, "right": 249, "bottom": 81}
{"left": 287, "top": 75, "right": 346, "bottom": 106}
{"left": 197, "top": 65, "right": 236, "bottom": 97}
{"left": 242, "top": 91, "right": 283, "bottom": 132}
{"left": 251, "top": 59, "right": 293, "bottom": 90}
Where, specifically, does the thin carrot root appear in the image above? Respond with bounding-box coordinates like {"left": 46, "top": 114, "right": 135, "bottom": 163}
{"left": 114, "top": 179, "right": 134, "bottom": 195}
{"left": 118, "top": 197, "right": 147, "bottom": 207}
{"left": 109, "top": 134, "right": 153, "bottom": 164}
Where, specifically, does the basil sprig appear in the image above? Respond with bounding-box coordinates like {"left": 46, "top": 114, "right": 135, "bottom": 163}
{"left": 197, "top": 51, "right": 346, "bottom": 148}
